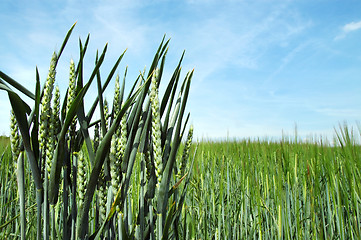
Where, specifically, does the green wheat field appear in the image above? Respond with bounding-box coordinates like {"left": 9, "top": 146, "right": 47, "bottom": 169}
{"left": 1, "top": 23, "right": 360, "bottom": 239}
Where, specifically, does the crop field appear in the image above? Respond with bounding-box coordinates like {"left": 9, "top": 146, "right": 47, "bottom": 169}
{"left": 1, "top": 23, "right": 360, "bottom": 239}
{"left": 1, "top": 127, "right": 361, "bottom": 239}
{"left": 187, "top": 129, "right": 361, "bottom": 239}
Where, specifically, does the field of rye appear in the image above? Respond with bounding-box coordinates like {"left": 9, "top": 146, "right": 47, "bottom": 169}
{"left": 1, "top": 23, "right": 361, "bottom": 239}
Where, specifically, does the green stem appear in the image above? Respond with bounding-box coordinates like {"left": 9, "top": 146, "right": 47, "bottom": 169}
{"left": 72, "top": 153, "right": 78, "bottom": 240}
{"left": 149, "top": 204, "right": 155, "bottom": 240}
{"left": 44, "top": 172, "right": 49, "bottom": 240}
{"left": 36, "top": 189, "right": 42, "bottom": 240}
{"left": 17, "top": 152, "right": 25, "bottom": 240}
{"left": 63, "top": 165, "right": 69, "bottom": 239}
{"left": 139, "top": 156, "right": 145, "bottom": 239}
{"left": 51, "top": 205, "right": 56, "bottom": 239}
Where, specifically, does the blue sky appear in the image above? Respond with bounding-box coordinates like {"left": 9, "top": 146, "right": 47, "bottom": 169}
{"left": 0, "top": 0, "right": 360, "bottom": 142}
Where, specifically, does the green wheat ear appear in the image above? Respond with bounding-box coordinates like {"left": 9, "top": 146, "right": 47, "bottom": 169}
{"left": 52, "top": 85, "right": 61, "bottom": 134}
{"left": 77, "top": 150, "right": 87, "bottom": 209}
{"left": 67, "top": 59, "right": 77, "bottom": 146}
{"left": 150, "top": 68, "right": 163, "bottom": 186}
{"left": 39, "top": 52, "right": 57, "bottom": 176}
{"left": 93, "top": 122, "right": 100, "bottom": 153}
{"left": 46, "top": 85, "right": 61, "bottom": 179}
{"left": 110, "top": 109, "right": 127, "bottom": 199}
{"left": 66, "top": 59, "right": 76, "bottom": 114}
{"left": 103, "top": 98, "right": 110, "bottom": 131}
{"left": 110, "top": 135, "right": 118, "bottom": 196}
{"left": 98, "top": 170, "right": 107, "bottom": 223}
{"left": 113, "top": 74, "right": 121, "bottom": 117}
{"left": 10, "top": 109, "right": 21, "bottom": 164}
{"left": 178, "top": 124, "right": 193, "bottom": 178}
{"left": 110, "top": 73, "right": 125, "bottom": 198}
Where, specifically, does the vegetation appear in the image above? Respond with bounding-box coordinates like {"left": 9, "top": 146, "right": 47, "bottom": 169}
{"left": 187, "top": 126, "right": 361, "bottom": 239}
{"left": 0, "top": 23, "right": 194, "bottom": 239}
{"left": 1, "top": 23, "right": 360, "bottom": 240}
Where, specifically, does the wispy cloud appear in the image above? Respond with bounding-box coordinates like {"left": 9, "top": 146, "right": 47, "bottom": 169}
{"left": 174, "top": 1, "right": 311, "bottom": 83}
{"left": 265, "top": 41, "right": 312, "bottom": 84}
{"left": 335, "top": 20, "right": 361, "bottom": 40}
{"left": 343, "top": 21, "right": 361, "bottom": 32}
{"left": 315, "top": 108, "right": 361, "bottom": 118}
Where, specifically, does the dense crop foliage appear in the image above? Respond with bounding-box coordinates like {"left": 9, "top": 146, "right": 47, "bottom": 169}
{"left": 0, "top": 23, "right": 194, "bottom": 239}
{"left": 186, "top": 127, "right": 361, "bottom": 239}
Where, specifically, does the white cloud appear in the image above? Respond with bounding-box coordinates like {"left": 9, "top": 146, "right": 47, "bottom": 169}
{"left": 343, "top": 20, "right": 361, "bottom": 32}
{"left": 335, "top": 20, "right": 361, "bottom": 40}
